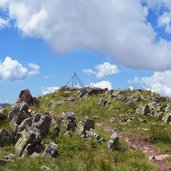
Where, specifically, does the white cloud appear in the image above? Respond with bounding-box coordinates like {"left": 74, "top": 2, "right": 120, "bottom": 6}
{"left": 42, "top": 86, "right": 59, "bottom": 95}
{"left": 158, "top": 12, "right": 171, "bottom": 33}
{"left": 2, "top": 1, "right": 171, "bottom": 70}
{"left": 132, "top": 70, "right": 171, "bottom": 97}
{"left": 83, "top": 62, "right": 119, "bottom": 78}
{"left": 44, "top": 74, "right": 56, "bottom": 79}
{"left": 83, "top": 69, "right": 96, "bottom": 75}
{"left": 0, "top": 17, "right": 8, "bottom": 29}
{"left": 96, "top": 62, "right": 119, "bottom": 78}
{"left": 28, "top": 63, "right": 40, "bottom": 76}
{"left": 0, "top": 57, "right": 40, "bottom": 81}
{"left": 90, "top": 80, "right": 112, "bottom": 90}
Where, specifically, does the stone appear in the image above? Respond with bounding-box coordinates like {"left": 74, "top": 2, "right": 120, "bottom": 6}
{"left": 61, "top": 112, "right": 76, "bottom": 131}
{"left": 85, "top": 129, "right": 103, "bottom": 141}
{"left": 17, "top": 110, "right": 31, "bottom": 125}
{"left": 18, "top": 117, "right": 33, "bottom": 132}
{"left": 43, "top": 142, "right": 58, "bottom": 158}
{"left": 98, "top": 99, "right": 111, "bottom": 107}
{"left": 17, "top": 89, "right": 33, "bottom": 105}
{"left": 41, "top": 166, "right": 51, "bottom": 171}
{"left": 15, "top": 127, "right": 41, "bottom": 157}
{"left": 8, "top": 104, "right": 20, "bottom": 121}
{"left": 0, "top": 129, "right": 11, "bottom": 146}
{"left": 141, "top": 105, "right": 150, "bottom": 115}
{"left": 77, "top": 116, "right": 95, "bottom": 135}
{"left": 162, "top": 113, "right": 171, "bottom": 123}
{"left": 0, "top": 108, "right": 6, "bottom": 121}
{"left": 33, "top": 114, "right": 51, "bottom": 137}
{"left": 16, "top": 89, "right": 39, "bottom": 107}
{"left": 107, "top": 132, "right": 119, "bottom": 150}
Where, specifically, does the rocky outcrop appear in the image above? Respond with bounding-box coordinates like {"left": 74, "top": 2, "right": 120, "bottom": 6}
{"left": 16, "top": 89, "right": 39, "bottom": 106}
{"left": 15, "top": 127, "right": 42, "bottom": 157}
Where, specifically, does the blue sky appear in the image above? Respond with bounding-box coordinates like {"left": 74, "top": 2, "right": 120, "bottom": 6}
{"left": 1, "top": 0, "right": 171, "bottom": 102}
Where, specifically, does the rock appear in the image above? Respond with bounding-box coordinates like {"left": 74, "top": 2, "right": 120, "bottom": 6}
{"left": 43, "top": 142, "right": 58, "bottom": 158}
{"left": 18, "top": 117, "right": 33, "bottom": 132}
{"left": 17, "top": 89, "right": 33, "bottom": 104}
{"left": 98, "top": 99, "right": 111, "bottom": 107}
{"left": 8, "top": 102, "right": 31, "bottom": 125}
{"left": 141, "top": 105, "right": 150, "bottom": 115}
{"left": 33, "top": 114, "right": 51, "bottom": 137}
{"left": 0, "top": 129, "right": 11, "bottom": 146}
{"left": 15, "top": 127, "right": 41, "bottom": 156}
{"left": 77, "top": 116, "right": 95, "bottom": 135}
{"left": 41, "top": 166, "right": 51, "bottom": 171}
{"left": 162, "top": 113, "right": 171, "bottom": 123}
{"left": 31, "top": 97, "right": 39, "bottom": 107}
{"left": 16, "top": 89, "right": 39, "bottom": 106}
{"left": 107, "top": 132, "right": 119, "bottom": 150}
{"left": 17, "top": 109, "right": 31, "bottom": 125}
{"left": 0, "top": 108, "right": 6, "bottom": 120}
{"left": 8, "top": 104, "right": 20, "bottom": 121}
{"left": 85, "top": 129, "right": 102, "bottom": 141}
{"left": 61, "top": 112, "right": 76, "bottom": 131}
{"left": 22, "top": 143, "right": 44, "bottom": 157}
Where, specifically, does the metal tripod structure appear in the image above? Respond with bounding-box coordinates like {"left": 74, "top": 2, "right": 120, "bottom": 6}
{"left": 65, "top": 72, "right": 85, "bottom": 88}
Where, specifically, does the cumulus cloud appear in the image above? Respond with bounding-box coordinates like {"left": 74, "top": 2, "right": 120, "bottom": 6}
{"left": 0, "top": 57, "right": 40, "bottom": 81}
{"left": 2, "top": 1, "right": 171, "bottom": 70}
{"left": 83, "top": 62, "right": 119, "bottom": 78}
{"left": 42, "top": 86, "right": 59, "bottom": 95}
{"left": 44, "top": 74, "right": 56, "bottom": 79}
{"left": 0, "top": 17, "right": 8, "bottom": 29}
{"left": 158, "top": 12, "right": 171, "bottom": 33}
{"left": 132, "top": 70, "right": 171, "bottom": 97}
{"left": 90, "top": 80, "right": 112, "bottom": 90}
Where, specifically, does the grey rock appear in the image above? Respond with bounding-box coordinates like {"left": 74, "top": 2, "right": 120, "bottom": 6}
{"left": 85, "top": 129, "right": 103, "bottom": 141}
{"left": 61, "top": 112, "right": 76, "bottom": 131}
{"left": 77, "top": 116, "right": 95, "bottom": 135}
{"left": 33, "top": 114, "right": 51, "bottom": 137}
{"left": 18, "top": 117, "right": 33, "bottom": 132}
{"left": 15, "top": 127, "right": 41, "bottom": 156}
{"left": 162, "top": 113, "right": 171, "bottom": 123}
{"left": 43, "top": 142, "right": 58, "bottom": 158}
{"left": 107, "top": 132, "right": 119, "bottom": 150}
{"left": 0, "top": 129, "right": 11, "bottom": 146}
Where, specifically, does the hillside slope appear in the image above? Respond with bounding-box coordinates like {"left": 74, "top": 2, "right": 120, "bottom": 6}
{"left": 1, "top": 87, "right": 171, "bottom": 171}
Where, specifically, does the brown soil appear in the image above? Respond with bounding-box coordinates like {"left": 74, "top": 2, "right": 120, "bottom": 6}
{"left": 121, "top": 133, "right": 171, "bottom": 171}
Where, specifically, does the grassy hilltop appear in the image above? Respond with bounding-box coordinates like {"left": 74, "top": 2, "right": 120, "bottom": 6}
{"left": 1, "top": 87, "right": 171, "bottom": 171}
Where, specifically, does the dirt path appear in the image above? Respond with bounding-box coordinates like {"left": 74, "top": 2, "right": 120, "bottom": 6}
{"left": 96, "top": 123, "right": 171, "bottom": 171}
{"left": 121, "top": 133, "right": 171, "bottom": 171}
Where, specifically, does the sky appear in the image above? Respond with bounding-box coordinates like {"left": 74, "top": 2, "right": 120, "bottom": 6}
{"left": 1, "top": 0, "right": 171, "bottom": 102}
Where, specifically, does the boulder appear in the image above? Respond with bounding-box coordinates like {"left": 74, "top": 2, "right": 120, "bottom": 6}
{"left": 18, "top": 117, "right": 33, "bottom": 132}
{"left": 77, "top": 116, "right": 95, "bottom": 135}
{"left": 0, "top": 129, "right": 11, "bottom": 146}
{"left": 16, "top": 89, "right": 39, "bottom": 106}
{"left": 141, "top": 105, "right": 150, "bottom": 115}
{"left": 43, "top": 142, "right": 58, "bottom": 158}
{"left": 0, "top": 108, "right": 6, "bottom": 121}
{"left": 17, "top": 89, "right": 33, "bottom": 105}
{"left": 162, "top": 113, "right": 171, "bottom": 123}
{"left": 85, "top": 129, "right": 103, "bottom": 141}
{"left": 107, "top": 132, "right": 119, "bottom": 150}
{"left": 15, "top": 127, "right": 41, "bottom": 156}
{"left": 33, "top": 114, "right": 51, "bottom": 137}
{"left": 61, "top": 112, "right": 76, "bottom": 131}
